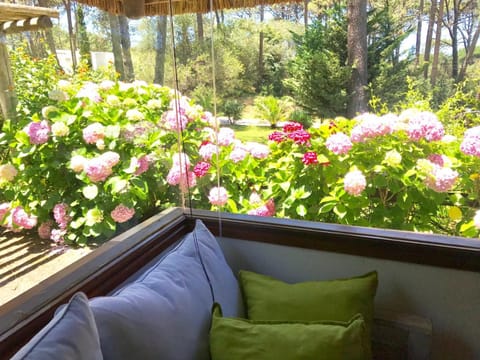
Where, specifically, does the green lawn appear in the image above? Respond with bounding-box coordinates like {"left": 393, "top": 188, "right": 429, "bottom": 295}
{"left": 228, "top": 125, "right": 272, "bottom": 143}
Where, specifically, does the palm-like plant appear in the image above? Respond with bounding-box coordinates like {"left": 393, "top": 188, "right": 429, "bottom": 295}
{"left": 254, "top": 96, "right": 294, "bottom": 128}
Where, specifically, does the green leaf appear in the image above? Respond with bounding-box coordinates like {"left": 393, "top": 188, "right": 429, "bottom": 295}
{"left": 105, "top": 125, "right": 121, "bottom": 138}
{"left": 319, "top": 202, "right": 336, "bottom": 214}
{"left": 296, "top": 204, "right": 307, "bottom": 217}
{"left": 280, "top": 181, "right": 290, "bottom": 193}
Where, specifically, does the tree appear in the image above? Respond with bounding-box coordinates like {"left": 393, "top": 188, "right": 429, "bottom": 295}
{"left": 118, "top": 15, "right": 135, "bottom": 81}
{"left": 347, "top": 0, "right": 368, "bottom": 117}
{"left": 431, "top": 0, "right": 445, "bottom": 85}
{"left": 76, "top": 4, "right": 91, "bottom": 67}
{"left": 458, "top": 21, "right": 480, "bottom": 81}
{"left": 415, "top": 0, "right": 424, "bottom": 65}
{"left": 62, "top": 0, "right": 77, "bottom": 71}
{"left": 108, "top": 13, "right": 125, "bottom": 79}
{"left": 154, "top": 16, "right": 168, "bottom": 85}
{"left": 424, "top": 0, "right": 437, "bottom": 78}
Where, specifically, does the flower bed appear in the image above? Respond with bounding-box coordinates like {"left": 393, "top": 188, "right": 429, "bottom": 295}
{"left": 0, "top": 80, "right": 479, "bottom": 246}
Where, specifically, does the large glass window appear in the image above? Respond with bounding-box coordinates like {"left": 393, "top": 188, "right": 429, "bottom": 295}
{"left": 1, "top": 0, "right": 479, "bottom": 308}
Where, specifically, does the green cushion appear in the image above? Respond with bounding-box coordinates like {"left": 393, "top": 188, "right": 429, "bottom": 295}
{"left": 239, "top": 270, "right": 378, "bottom": 335}
{"left": 210, "top": 304, "right": 370, "bottom": 360}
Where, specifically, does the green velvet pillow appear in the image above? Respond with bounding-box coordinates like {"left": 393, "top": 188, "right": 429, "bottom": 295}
{"left": 209, "top": 304, "right": 370, "bottom": 360}
{"left": 239, "top": 270, "right": 378, "bottom": 336}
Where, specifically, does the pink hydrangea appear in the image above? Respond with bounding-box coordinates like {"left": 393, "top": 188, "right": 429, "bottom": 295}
{"left": 38, "top": 221, "right": 53, "bottom": 239}
{"left": 24, "top": 120, "right": 50, "bottom": 145}
{"left": 460, "top": 126, "right": 480, "bottom": 157}
{"left": 50, "top": 229, "right": 66, "bottom": 244}
{"left": 229, "top": 147, "right": 248, "bottom": 163}
{"left": 111, "top": 204, "right": 136, "bottom": 223}
{"left": 344, "top": 170, "right": 367, "bottom": 196}
{"left": 53, "top": 203, "right": 71, "bottom": 229}
{"left": 83, "top": 123, "right": 105, "bottom": 144}
{"left": 407, "top": 111, "right": 444, "bottom": 142}
{"left": 287, "top": 130, "right": 311, "bottom": 145}
{"left": 268, "top": 131, "right": 286, "bottom": 143}
{"left": 425, "top": 167, "right": 458, "bottom": 192}
{"left": 169, "top": 97, "right": 190, "bottom": 115}
{"left": 350, "top": 113, "right": 394, "bottom": 143}
{"left": 0, "top": 202, "right": 10, "bottom": 222}
{"left": 249, "top": 192, "right": 263, "bottom": 205}
{"left": 283, "top": 122, "right": 303, "bottom": 133}
{"left": 248, "top": 199, "right": 275, "bottom": 217}
{"left": 247, "top": 142, "right": 270, "bottom": 159}
{"left": 85, "top": 157, "right": 113, "bottom": 182}
{"left": 163, "top": 110, "right": 188, "bottom": 131}
{"left": 326, "top": 132, "right": 353, "bottom": 155}
{"left": 302, "top": 151, "right": 318, "bottom": 165}
{"left": 135, "top": 155, "right": 150, "bottom": 175}
{"left": 172, "top": 152, "right": 191, "bottom": 168}
{"left": 76, "top": 82, "right": 101, "bottom": 103}
{"left": 166, "top": 166, "right": 196, "bottom": 190}
{"left": 199, "top": 142, "right": 218, "bottom": 161}
{"left": 427, "top": 154, "right": 446, "bottom": 167}
{"left": 12, "top": 206, "right": 37, "bottom": 229}
{"left": 208, "top": 186, "right": 228, "bottom": 206}
{"left": 100, "top": 151, "right": 120, "bottom": 168}
{"left": 218, "top": 128, "right": 235, "bottom": 146}
{"left": 193, "top": 161, "right": 211, "bottom": 177}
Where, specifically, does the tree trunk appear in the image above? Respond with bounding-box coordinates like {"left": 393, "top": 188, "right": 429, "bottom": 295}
{"left": 118, "top": 15, "right": 135, "bottom": 82}
{"left": 196, "top": 13, "right": 204, "bottom": 43}
{"left": 258, "top": 5, "right": 265, "bottom": 91}
{"left": 415, "top": 0, "right": 424, "bottom": 66}
{"left": 76, "top": 4, "right": 91, "bottom": 67}
{"left": 423, "top": 0, "right": 436, "bottom": 78}
{"left": 431, "top": 0, "right": 445, "bottom": 86}
{"left": 304, "top": 0, "right": 309, "bottom": 29}
{"left": 37, "top": 0, "right": 62, "bottom": 69}
{"left": 0, "top": 32, "right": 17, "bottom": 121}
{"left": 458, "top": 22, "right": 480, "bottom": 81}
{"left": 451, "top": 0, "right": 459, "bottom": 79}
{"left": 347, "top": 0, "right": 368, "bottom": 117}
{"left": 63, "top": 0, "right": 77, "bottom": 72}
{"left": 108, "top": 13, "right": 125, "bottom": 80}
{"left": 154, "top": 16, "right": 167, "bottom": 85}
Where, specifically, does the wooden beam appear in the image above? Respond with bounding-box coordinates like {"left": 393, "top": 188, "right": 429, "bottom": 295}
{"left": 124, "top": 0, "right": 145, "bottom": 18}
{"left": 0, "top": 3, "right": 59, "bottom": 23}
{"left": 0, "top": 32, "right": 16, "bottom": 121}
{"left": 1, "top": 16, "right": 53, "bottom": 35}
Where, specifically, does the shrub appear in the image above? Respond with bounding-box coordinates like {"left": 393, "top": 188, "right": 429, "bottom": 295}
{"left": 222, "top": 100, "right": 244, "bottom": 124}
{"left": 254, "top": 95, "right": 294, "bottom": 128}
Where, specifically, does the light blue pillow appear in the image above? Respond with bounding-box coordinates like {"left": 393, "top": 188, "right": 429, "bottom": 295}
{"left": 11, "top": 292, "right": 102, "bottom": 360}
{"left": 90, "top": 219, "right": 242, "bottom": 360}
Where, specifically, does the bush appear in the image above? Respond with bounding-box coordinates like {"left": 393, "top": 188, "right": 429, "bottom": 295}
{"left": 289, "top": 109, "right": 312, "bottom": 129}
{"left": 254, "top": 95, "right": 294, "bottom": 128}
{"left": 222, "top": 100, "right": 244, "bottom": 124}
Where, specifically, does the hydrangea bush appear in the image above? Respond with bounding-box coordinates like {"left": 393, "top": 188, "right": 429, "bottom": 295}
{"left": 1, "top": 78, "right": 479, "bottom": 246}
{"left": 0, "top": 80, "right": 193, "bottom": 245}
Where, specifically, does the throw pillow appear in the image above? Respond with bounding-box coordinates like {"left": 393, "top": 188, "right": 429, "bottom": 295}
{"left": 239, "top": 270, "right": 378, "bottom": 335}
{"left": 11, "top": 292, "right": 102, "bottom": 360}
{"left": 210, "top": 303, "right": 370, "bottom": 360}
{"left": 90, "top": 219, "right": 242, "bottom": 360}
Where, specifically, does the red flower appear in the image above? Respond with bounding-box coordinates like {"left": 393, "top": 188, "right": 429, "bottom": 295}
{"left": 201, "top": 140, "right": 211, "bottom": 146}
{"left": 193, "top": 161, "right": 211, "bottom": 177}
{"left": 288, "top": 130, "right": 311, "bottom": 145}
{"left": 302, "top": 151, "right": 318, "bottom": 165}
{"left": 268, "top": 131, "right": 286, "bottom": 143}
{"left": 283, "top": 121, "right": 303, "bottom": 133}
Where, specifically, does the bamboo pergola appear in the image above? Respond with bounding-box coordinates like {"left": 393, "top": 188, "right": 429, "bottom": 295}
{"left": 76, "top": 0, "right": 297, "bottom": 18}
{"left": 0, "top": 3, "right": 59, "bottom": 120}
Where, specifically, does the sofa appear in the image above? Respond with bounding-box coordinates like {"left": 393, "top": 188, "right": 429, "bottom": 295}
{"left": 9, "top": 219, "right": 430, "bottom": 360}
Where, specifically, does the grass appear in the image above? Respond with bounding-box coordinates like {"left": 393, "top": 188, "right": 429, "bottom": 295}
{"left": 228, "top": 124, "right": 272, "bottom": 143}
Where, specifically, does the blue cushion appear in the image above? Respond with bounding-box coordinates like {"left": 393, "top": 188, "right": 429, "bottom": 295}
{"left": 90, "top": 219, "right": 242, "bottom": 360}
{"left": 11, "top": 292, "right": 102, "bottom": 360}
